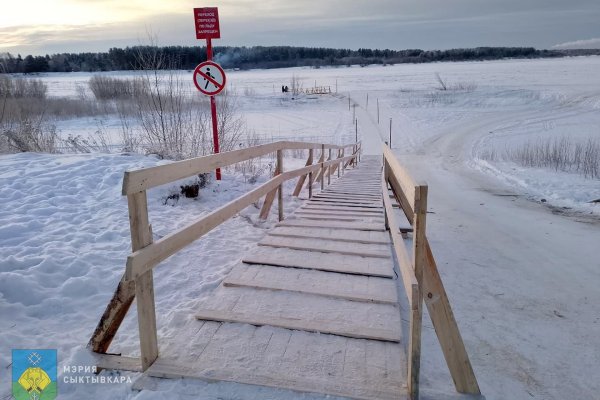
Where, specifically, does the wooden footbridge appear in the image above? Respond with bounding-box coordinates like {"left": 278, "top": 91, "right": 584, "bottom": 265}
{"left": 89, "top": 141, "right": 482, "bottom": 399}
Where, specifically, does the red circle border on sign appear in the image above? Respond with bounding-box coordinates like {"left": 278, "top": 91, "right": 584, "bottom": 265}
{"left": 193, "top": 61, "right": 226, "bottom": 96}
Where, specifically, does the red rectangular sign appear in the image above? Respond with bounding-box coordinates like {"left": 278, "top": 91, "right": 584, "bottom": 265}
{"left": 194, "top": 7, "right": 220, "bottom": 39}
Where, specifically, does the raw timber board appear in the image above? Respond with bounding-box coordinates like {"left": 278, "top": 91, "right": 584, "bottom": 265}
{"left": 243, "top": 247, "right": 394, "bottom": 278}
{"left": 195, "top": 287, "right": 401, "bottom": 342}
{"left": 258, "top": 235, "right": 391, "bottom": 258}
{"left": 223, "top": 263, "right": 398, "bottom": 304}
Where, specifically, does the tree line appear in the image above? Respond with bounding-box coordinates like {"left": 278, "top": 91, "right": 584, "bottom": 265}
{"left": 1, "top": 46, "right": 598, "bottom": 74}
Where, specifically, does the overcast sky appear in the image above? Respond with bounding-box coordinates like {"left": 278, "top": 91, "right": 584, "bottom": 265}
{"left": 1, "top": 0, "right": 600, "bottom": 56}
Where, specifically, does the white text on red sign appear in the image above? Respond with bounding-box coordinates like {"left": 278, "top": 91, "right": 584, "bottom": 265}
{"left": 194, "top": 7, "right": 220, "bottom": 39}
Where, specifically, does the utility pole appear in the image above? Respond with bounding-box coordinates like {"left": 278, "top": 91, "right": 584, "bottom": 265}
{"left": 355, "top": 119, "right": 358, "bottom": 143}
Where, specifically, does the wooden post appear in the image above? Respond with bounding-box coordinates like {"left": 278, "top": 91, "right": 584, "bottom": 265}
{"left": 408, "top": 184, "right": 427, "bottom": 399}
{"left": 327, "top": 148, "right": 332, "bottom": 185}
{"left": 383, "top": 161, "right": 390, "bottom": 231}
{"left": 308, "top": 149, "right": 314, "bottom": 198}
{"left": 128, "top": 191, "right": 158, "bottom": 371}
{"left": 377, "top": 98, "right": 380, "bottom": 124}
{"left": 293, "top": 150, "right": 314, "bottom": 197}
{"left": 423, "top": 239, "right": 481, "bottom": 394}
{"left": 309, "top": 147, "right": 325, "bottom": 189}
{"left": 320, "top": 144, "right": 325, "bottom": 191}
{"left": 259, "top": 151, "right": 281, "bottom": 219}
{"left": 330, "top": 148, "right": 341, "bottom": 177}
{"left": 277, "top": 149, "right": 284, "bottom": 222}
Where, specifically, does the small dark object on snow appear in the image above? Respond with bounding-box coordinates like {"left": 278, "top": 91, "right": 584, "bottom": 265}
{"left": 541, "top": 199, "right": 547, "bottom": 203}
{"left": 589, "top": 198, "right": 600, "bottom": 204}
{"left": 181, "top": 183, "right": 200, "bottom": 198}
{"left": 163, "top": 193, "right": 180, "bottom": 206}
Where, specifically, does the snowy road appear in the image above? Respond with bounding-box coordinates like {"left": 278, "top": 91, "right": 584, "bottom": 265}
{"left": 380, "top": 107, "right": 600, "bottom": 399}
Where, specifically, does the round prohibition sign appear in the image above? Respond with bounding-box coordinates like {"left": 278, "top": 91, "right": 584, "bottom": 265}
{"left": 193, "top": 61, "right": 226, "bottom": 96}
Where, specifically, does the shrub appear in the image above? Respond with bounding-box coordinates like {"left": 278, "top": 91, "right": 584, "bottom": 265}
{"left": 503, "top": 136, "right": 599, "bottom": 179}
{"left": 0, "top": 76, "right": 47, "bottom": 99}
{"left": 89, "top": 75, "right": 149, "bottom": 100}
{"left": 2, "top": 118, "right": 58, "bottom": 153}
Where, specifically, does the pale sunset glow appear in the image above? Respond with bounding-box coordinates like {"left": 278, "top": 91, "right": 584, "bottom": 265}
{"left": 1, "top": 0, "right": 599, "bottom": 55}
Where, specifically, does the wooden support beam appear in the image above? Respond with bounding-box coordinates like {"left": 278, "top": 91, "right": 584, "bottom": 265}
{"left": 277, "top": 150, "right": 284, "bottom": 222}
{"left": 408, "top": 184, "right": 427, "bottom": 399}
{"left": 309, "top": 148, "right": 326, "bottom": 189}
{"left": 423, "top": 238, "right": 481, "bottom": 395}
{"left": 128, "top": 191, "right": 158, "bottom": 372}
{"left": 327, "top": 148, "right": 332, "bottom": 185}
{"left": 259, "top": 151, "right": 282, "bottom": 220}
{"left": 87, "top": 278, "right": 135, "bottom": 353}
{"left": 293, "top": 149, "right": 313, "bottom": 197}
{"left": 321, "top": 144, "right": 325, "bottom": 191}
{"left": 308, "top": 149, "right": 314, "bottom": 199}
{"left": 330, "top": 149, "right": 341, "bottom": 177}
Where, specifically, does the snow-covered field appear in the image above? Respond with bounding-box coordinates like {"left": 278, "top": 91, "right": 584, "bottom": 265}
{"left": 1, "top": 56, "right": 599, "bottom": 399}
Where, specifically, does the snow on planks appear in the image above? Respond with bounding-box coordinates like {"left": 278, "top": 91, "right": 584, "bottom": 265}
{"left": 141, "top": 156, "right": 409, "bottom": 399}
{"left": 300, "top": 203, "right": 384, "bottom": 213}
{"left": 224, "top": 263, "right": 398, "bottom": 304}
{"left": 145, "top": 323, "right": 406, "bottom": 400}
{"left": 258, "top": 235, "right": 390, "bottom": 258}
{"left": 267, "top": 225, "right": 390, "bottom": 244}
{"left": 243, "top": 246, "right": 394, "bottom": 277}
{"left": 195, "top": 286, "right": 401, "bottom": 342}
{"left": 277, "top": 218, "right": 385, "bottom": 231}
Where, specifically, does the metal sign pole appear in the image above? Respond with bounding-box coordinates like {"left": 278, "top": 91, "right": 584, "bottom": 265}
{"left": 194, "top": 7, "right": 223, "bottom": 180}
{"left": 206, "top": 38, "right": 221, "bottom": 180}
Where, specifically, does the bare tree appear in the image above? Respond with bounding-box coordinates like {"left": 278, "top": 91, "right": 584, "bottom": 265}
{"left": 131, "top": 41, "right": 211, "bottom": 159}
{"left": 216, "top": 87, "right": 245, "bottom": 153}
{"left": 129, "top": 35, "right": 245, "bottom": 160}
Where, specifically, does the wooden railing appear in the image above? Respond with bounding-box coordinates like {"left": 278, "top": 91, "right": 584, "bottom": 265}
{"left": 89, "top": 140, "right": 361, "bottom": 371}
{"left": 381, "top": 143, "right": 480, "bottom": 399}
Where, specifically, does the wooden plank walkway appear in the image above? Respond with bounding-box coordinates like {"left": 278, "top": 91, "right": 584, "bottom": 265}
{"left": 136, "top": 157, "right": 410, "bottom": 399}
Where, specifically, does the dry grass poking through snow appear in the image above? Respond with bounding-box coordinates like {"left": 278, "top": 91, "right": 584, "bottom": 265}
{"left": 486, "top": 136, "right": 600, "bottom": 179}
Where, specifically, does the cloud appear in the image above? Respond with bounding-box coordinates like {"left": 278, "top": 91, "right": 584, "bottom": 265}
{"left": 552, "top": 38, "right": 600, "bottom": 49}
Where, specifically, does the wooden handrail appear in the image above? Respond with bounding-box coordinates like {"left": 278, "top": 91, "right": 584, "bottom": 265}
{"left": 89, "top": 140, "right": 360, "bottom": 378}
{"left": 381, "top": 174, "right": 418, "bottom": 308}
{"left": 125, "top": 155, "right": 355, "bottom": 280}
{"left": 381, "top": 143, "right": 480, "bottom": 399}
{"left": 122, "top": 141, "right": 358, "bottom": 195}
